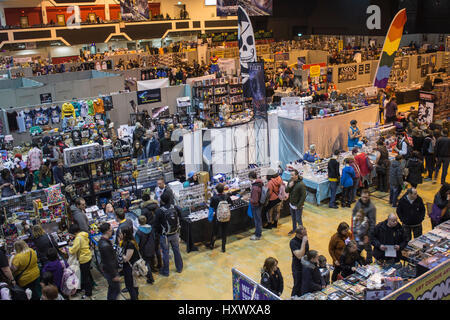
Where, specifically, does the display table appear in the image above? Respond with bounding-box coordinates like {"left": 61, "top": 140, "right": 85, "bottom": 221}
{"left": 302, "top": 177, "right": 342, "bottom": 206}
{"left": 180, "top": 201, "right": 291, "bottom": 252}
{"left": 395, "top": 89, "right": 419, "bottom": 104}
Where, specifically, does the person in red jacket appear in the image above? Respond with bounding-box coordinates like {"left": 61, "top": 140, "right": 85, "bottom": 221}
{"left": 249, "top": 171, "right": 264, "bottom": 240}
{"left": 264, "top": 168, "right": 283, "bottom": 229}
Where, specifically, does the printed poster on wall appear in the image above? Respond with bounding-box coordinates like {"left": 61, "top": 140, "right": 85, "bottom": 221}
{"left": 40, "top": 93, "right": 52, "bottom": 104}
{"left": 309, "top": 65, "right": 321, "bottom": 78}
{"left": 232, "top": 268, "right": 281, "bottom": 300}
{"left": 338, "top": 65, "right": 357, "bottom": 83}
{"left": 137, "top": 88, "right": 161, "bottom": 105}
{"left": 358, "top": 64, "right": 364, "bottom": 75}
{"left": 421, "top": 64, "right": 429, "bottom": 78}
{"left": 248, "top": 62, "right": 267, "bottom": 119}
{"left": 417, "top": 55, "right": 422, "bottom": 68}
{"left": 217, "top": 0, "right": 273, "bottom": 16}
{"left": 418, "top": 91, "right": 435, "bottom": 125}
{"left": 297, "top": 56, "right": 306, "bottom": 69}
{"left": 120, "top": 0, "right": 149, "bottom": 21}
{"left": 365, "top": 63, "right": 371, "bottom": 74}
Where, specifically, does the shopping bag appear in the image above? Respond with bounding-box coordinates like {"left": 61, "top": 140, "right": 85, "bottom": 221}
{"left": 247, "top": 205, "right": 253, "bottom": 218}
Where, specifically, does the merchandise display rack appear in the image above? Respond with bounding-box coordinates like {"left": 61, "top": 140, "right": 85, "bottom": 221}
{"left": 177, "top": 183, "right": 208, "bottom": 222}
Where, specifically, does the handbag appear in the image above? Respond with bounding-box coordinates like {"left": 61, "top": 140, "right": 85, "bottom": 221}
{"left": 116, "top": 245, "right": 124, "bottom": 270}
{"left": 14, "top": 251, "right": 32, "bottom": 283}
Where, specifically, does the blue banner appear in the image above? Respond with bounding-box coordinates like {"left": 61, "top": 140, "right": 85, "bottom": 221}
{"left": 232, "top": 268, "right": 281, "bottom": 300}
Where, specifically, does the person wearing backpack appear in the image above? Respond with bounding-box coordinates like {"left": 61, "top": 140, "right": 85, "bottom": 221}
{"left": 135, "top": 215, "right": 155, "bottom": 284}
{"left": 153, "top": 192, "right": 184, "bottom": 276}
{"left": 10, "top": 240, "right": 40, "bottom": 300}
{"left": 98, "top": 222, "right": 121, "bottom": 300}
{"left": 208, "top": 183, "right": 233, "bottom": 252}
{"left": 395, "top": 133, "right": 412, "bottom": 160}
{"left": 286, "top": 169, "right": 307, "bottom": 236}
{"left": 42, "top": 248, "right": 68, "bottom": 295}
{"left": 249, "top": 171, "right": 264, "bottom": 240}
{"left": 117, "top": 228, "right": 140, "bottom": 300}
{"left": 422, "top": 129, "right": 436, "bottom": 181}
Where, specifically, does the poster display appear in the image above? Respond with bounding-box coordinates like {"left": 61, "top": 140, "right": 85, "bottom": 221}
{"left": 309, "top": 65, "right": 321, "bottom": 78}
{"left": 232, "top": 268, "right": 281, "bottom": 300}
{"left": 137, "top": 88, "right": 161, "bottom": 105}
{"left": 120, "top": 0, "right": 149, "bottom": 21}
{"left": 218, "top": 0, "right": 273, "bottom": 16}
{"left": 248, "top": 62, "right": 267, "bottom": 119}
{"left": 418, "top": 91, "right": 435, "bottom": 125}
{"left": 421, "top": 64, "right": 429, "bottom": 78}
{"left": 338, "top": 65, "right": 357, "bottom": 83}
{"left": 358, "top": 65, "right": 364, "bottom": 75}
{"left": 365, "top": 63, "right": 371, "bottom": 74}
{"left": 417, "top": 55, "right": 422, "bottom": 68}
{"left": 40, "top": 93, "right": 52, "bottom": 104}
{"left": 297, "top": 56, "right": 306, "bottom": 69}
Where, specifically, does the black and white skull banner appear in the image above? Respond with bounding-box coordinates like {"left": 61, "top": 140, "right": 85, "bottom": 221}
{"left": 238, "top": 6, "right": 257, "bottom": 98}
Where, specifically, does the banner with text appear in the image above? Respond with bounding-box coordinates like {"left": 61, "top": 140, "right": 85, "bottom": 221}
{"left": 232, "top": 268, "right": 281, "bottom": 300}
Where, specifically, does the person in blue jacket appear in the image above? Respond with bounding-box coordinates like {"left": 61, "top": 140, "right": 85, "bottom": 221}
{"left": 348, "top": 120, "right": 362, "bottom": 151}
{"left": 340, "top": 158, "right": 356, "bottom": 208}
{"left": 303, "top": 144, "right": 319, "bottom": 163}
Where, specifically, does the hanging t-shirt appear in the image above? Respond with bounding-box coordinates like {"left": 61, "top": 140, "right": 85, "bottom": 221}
{"left": 34, "top": 107, "right": 49, "bottom": 125}
{"left": 16, "top": 111, "right": 26, "bottom": 133}
{"left": 7, "top": 111, "right": 18, "bottom": 132}
{"left": 106, "top": 60, "right": 112, "bottom": 69}
{"left": 72, "top": 102, "right": 81, "bottom": 118}
{"left": 102, "top": 61, "right": 107, "bottom": 70}
{"left": 23, "top": 110, "right": 34, "bottom": 129}
{"left": 80, "top": 101, "right": 89, "bottom": 118}
{"left": 95, "top": 61, "right": 101, "bottom": 71}
{"left": 48, "top": 105, "right": 61, "bottom": 124}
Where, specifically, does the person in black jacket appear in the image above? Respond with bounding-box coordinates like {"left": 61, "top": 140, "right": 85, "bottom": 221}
{"left": 159, "top": 131, "right": 174, "bottom": 154}
{"left": 422, "top": 129, "right": 436, "bottom": 180}
{"left": 396, "top": 188, "right": 425, "bottom": 241}
{"left": 98, "top": 223, "right": 121, "bottom": 300}
{"left": 260, "top": 257, "right": 283, "bottom": 297}
{"left": 327, "top": 150, "right": 340, "bottom": 209}
{"left": 140, "top": 193, "right": 161, "bottom": 270}
{"left": 300, "top": 250, "right": 324, "bottom": 295}
{"left": 153, "top": 192, "right": 183, "bottom": 277}
{"left": 406, "top": 151, "right": 424, "bottom": 188}
{"left": 371, "top": 214, "right": 407, "bottom": 263}
{"left": 434, "top": 129, "right": 450, "bottom": 185}
{"left": 338, "top": 240, "right": 366, "bottom": 278}
{"left": 26, "top": 224, "right": 59, "bottom": 266}
{"left": 135, "top": 215, "right": 155, "bottom": 284}
{"left": 13, "top": 167, "right": 33, "bottom": 194}
{"left": 208, "top": 183, "right": 233, "bottom": 253}
{"left": 375, "top": 140, "right": 390, "bottom": 192}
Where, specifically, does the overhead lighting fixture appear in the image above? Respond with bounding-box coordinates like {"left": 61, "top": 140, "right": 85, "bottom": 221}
{"left": 297, "top": 33, "right": 302, "bottom": 37}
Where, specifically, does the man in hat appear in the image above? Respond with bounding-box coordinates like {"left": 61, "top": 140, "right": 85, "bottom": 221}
{"left": 303, "top": 145, "right": 319, "bottom": 163}
{"left": 348, "top": 120, "right": 361, "bottom": 151}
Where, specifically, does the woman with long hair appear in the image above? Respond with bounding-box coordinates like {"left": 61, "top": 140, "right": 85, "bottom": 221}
{"left": 339, "top": 240, "right": 366, "bottom": 278}
{"left": 28, "top": 224, "right": 59, "bottom": 267}
{"left": 264, "top": 168, "right": 283, "bottom": 229}
{"left": 33, "top": 164, "right": 52, "bottom": 189}
{"left": 10, "top": 240, "right": 40, "bottom": 300}
{"left": 260, "top": 257, "right": 283, "bottom": 297}
{"left": 118, "top": 227, "right": 140, "bottom": 300}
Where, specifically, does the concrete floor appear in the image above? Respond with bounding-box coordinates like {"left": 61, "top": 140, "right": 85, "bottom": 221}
{"left": 77, "top": 169, "right": 448, "bottom": 300}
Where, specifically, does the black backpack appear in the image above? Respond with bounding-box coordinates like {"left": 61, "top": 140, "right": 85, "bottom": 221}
{"left": 0, "top": 283, "right": 28, "bottom": 300}
{"left": 161, "top": 205, "right": 180, "bottom": 236}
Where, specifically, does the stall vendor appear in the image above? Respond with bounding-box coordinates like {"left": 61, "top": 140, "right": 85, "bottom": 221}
{"left": 303, "top": 145, "right": 319, "bottom": 163}
{"left": 348, "top": 120, "right": 362, "bottom": 151}
{"left": 183, "top": 171, "right": 199, "bottom": 188}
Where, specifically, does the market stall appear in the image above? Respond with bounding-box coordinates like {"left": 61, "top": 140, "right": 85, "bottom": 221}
{"left": 297, "top": 220, "right": 450, "bottom": 300}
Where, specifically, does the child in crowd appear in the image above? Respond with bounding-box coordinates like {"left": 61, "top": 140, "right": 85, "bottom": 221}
{"left": 352, "top": 209, "right": 372, "bottom": 264}
{"left": 340, "top": 158, "right": 356, "bottom": 207}
{"left": 318, "top": 255, "right": 331, "bottom": 286}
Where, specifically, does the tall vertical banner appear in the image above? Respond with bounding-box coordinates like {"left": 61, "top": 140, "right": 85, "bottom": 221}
{"left": 248, "top": 62, "right": 267, "bottom": 119}
{"left": 238, "top": 6, "right": 257, "bottom": 98}
{"left": 418, "top": 91, "right": 435, "bottom": 125}
{"left": 120, "top": 0, "right": 150, "bottom": 21}
{"left": 373, "top": 9, "right": 407, "bottom": 89}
